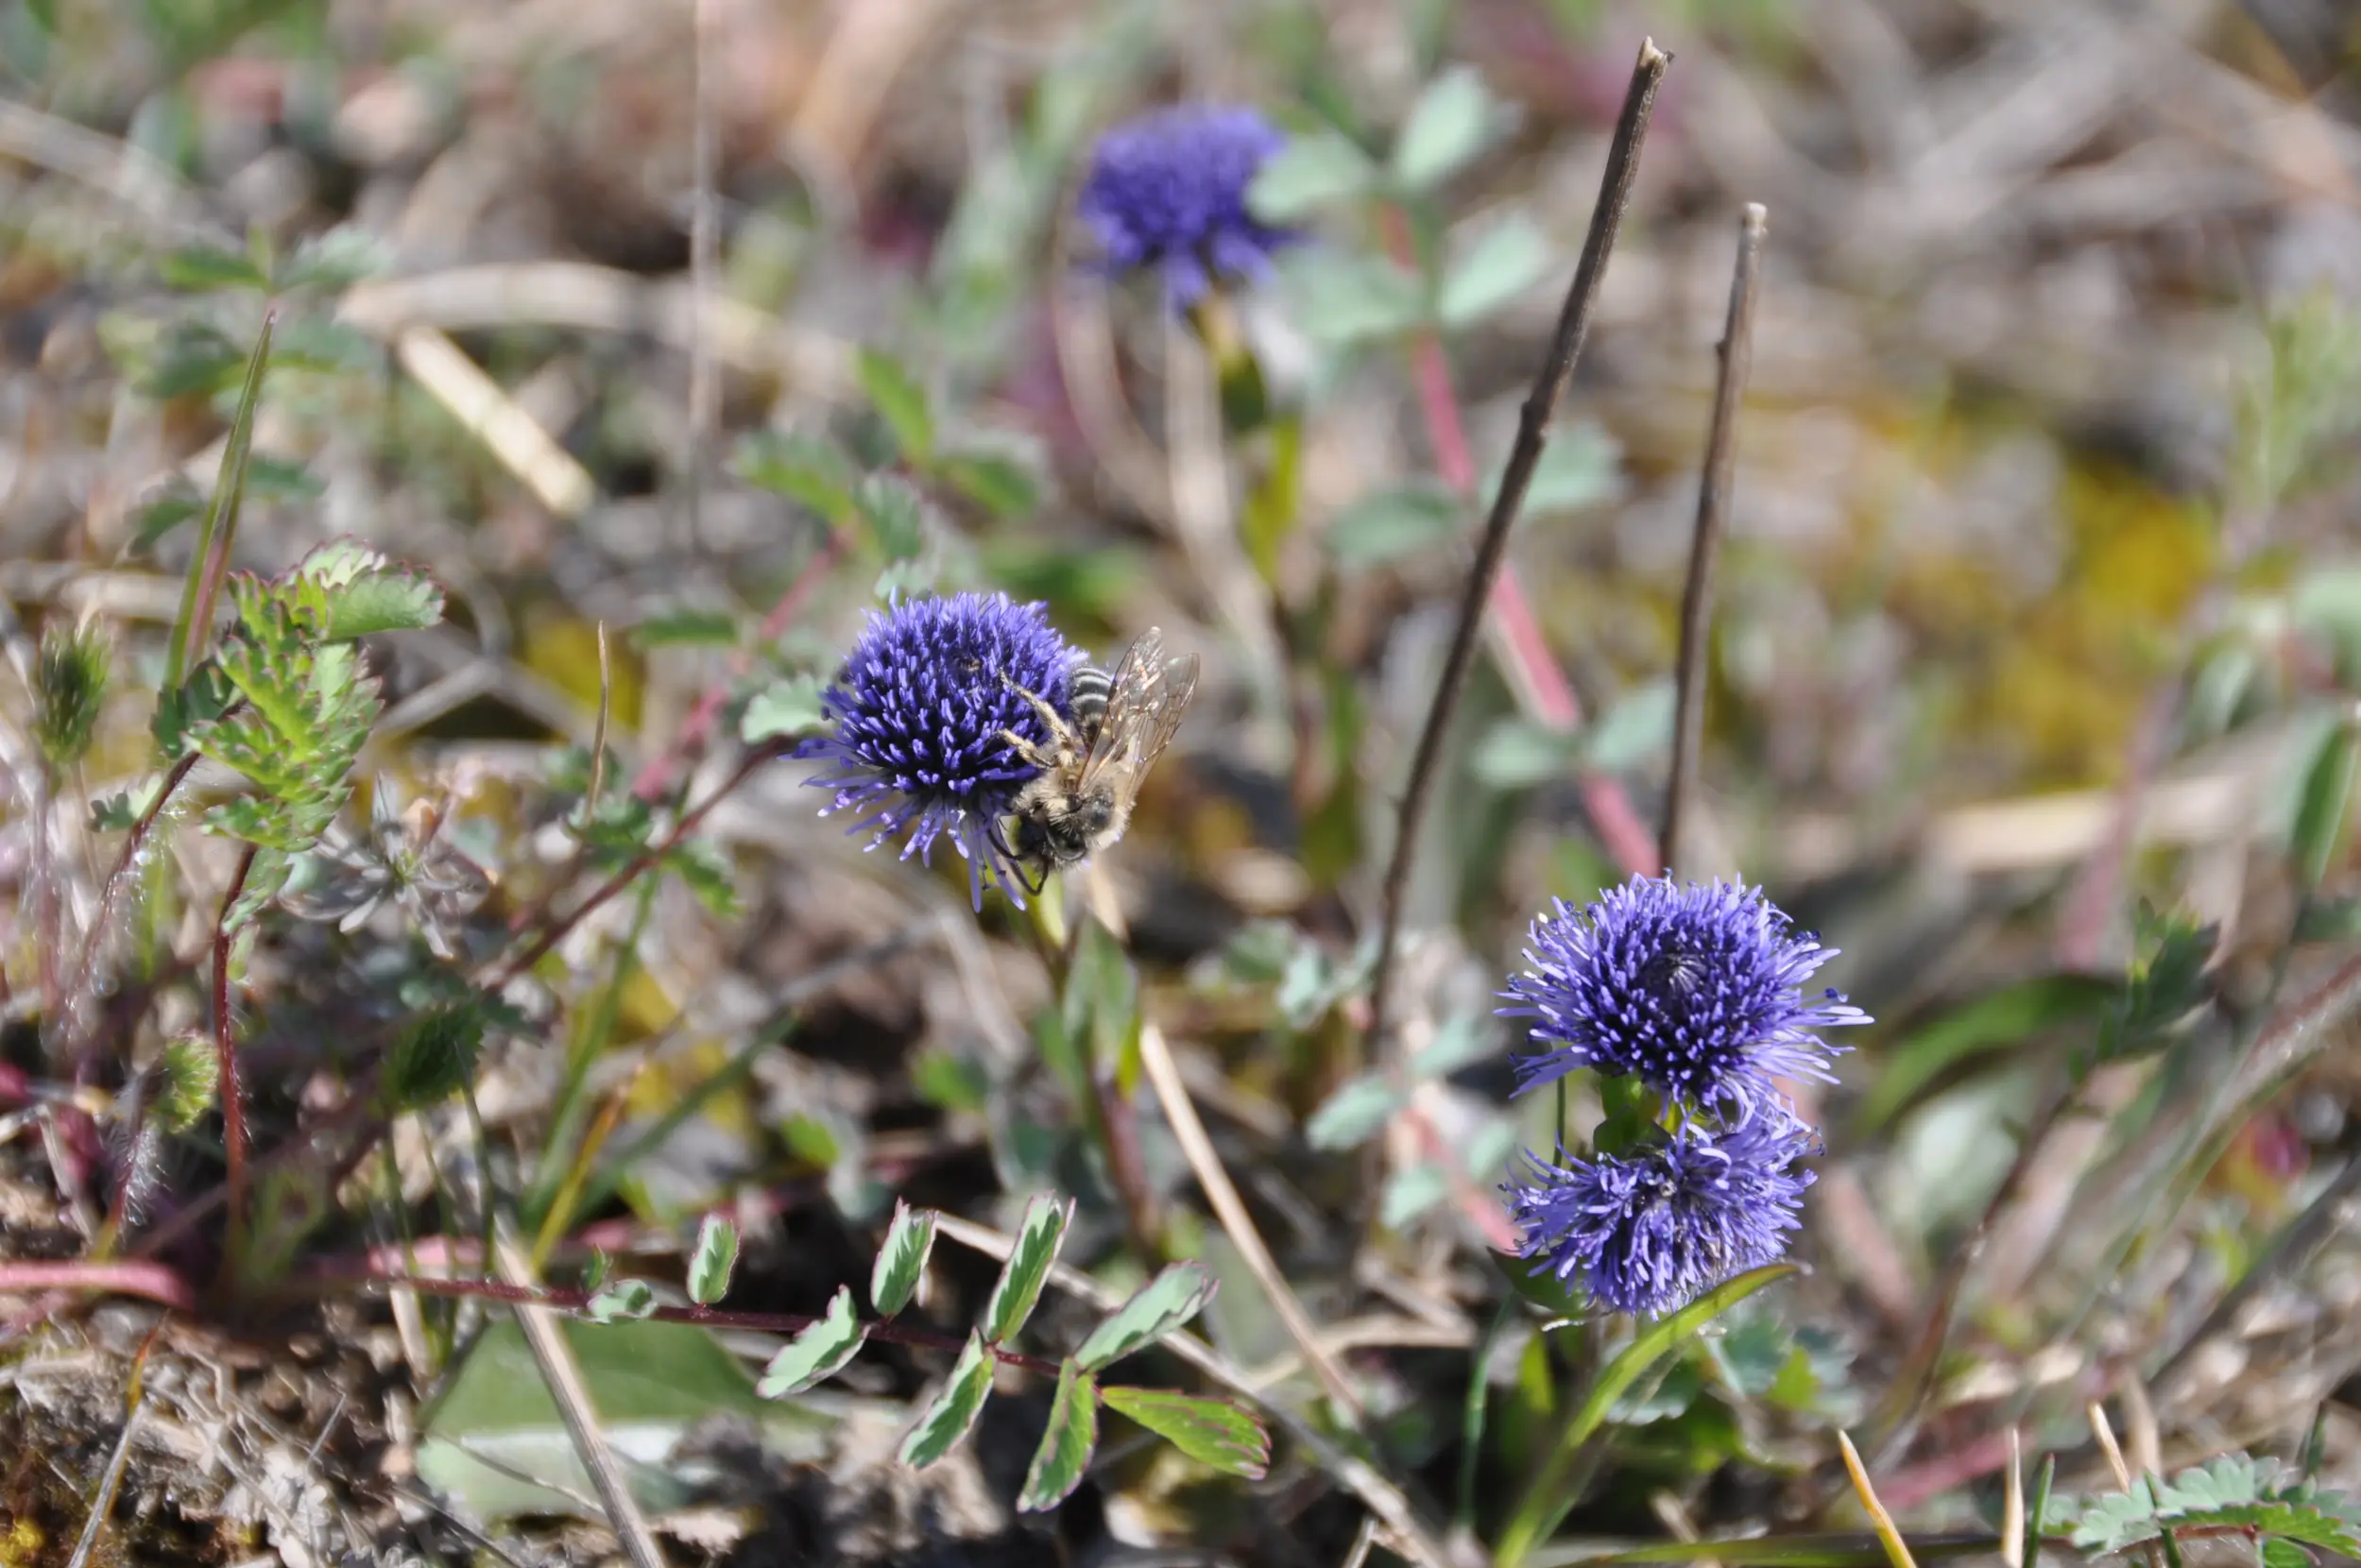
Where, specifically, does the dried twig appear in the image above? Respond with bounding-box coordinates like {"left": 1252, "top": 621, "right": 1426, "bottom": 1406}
{"left": 1662, "top": 204, "right": 1767, "bottom": 876}
{"left": 394, "top": 326, "right": 596, "bottom": 519}
{"left": 1363, "top": 38, "right": 1670, "bottom": 1065}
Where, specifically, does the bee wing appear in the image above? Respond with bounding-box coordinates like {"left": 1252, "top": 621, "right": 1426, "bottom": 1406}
{"left": 1073, "top": 628, "right": 1200, "bottom": 810}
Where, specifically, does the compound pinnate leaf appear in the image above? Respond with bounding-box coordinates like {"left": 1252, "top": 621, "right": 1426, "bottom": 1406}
{"left": 585, "top": 1280, "right": 658, "bottom": 1323}
{"left": 756, "top": 1285, "right": 865, "bottom": 1399}
{"left": 1073, "top": 1261, "right": 1217, "bottom": 1371}
{"left": 292, "top": 539, "right": 445, "bottom": 639}
{"left": 856, "top": 348, "right": 934, "bottom": 463}
{"left": 1099, "top": 1387, "right": 1268, "bottom": 1479}
{"left": 871, "top": 1200, "right": 936, "bottom": 1318}
{"left": 898, "top": 1331, "right": 995, "bottom": 1469}
{"left": 983, "top": 1193, "right": 1073, "bottom": 1344}
{"left": 1017, "top": 1359, "right": 1098, "bottom": 1512}
{"left": 687, "top": 1215, "right": 739, "bottom": 1306}
{"left": 1391, "top": 66, "right": 1501, "bottom": 192}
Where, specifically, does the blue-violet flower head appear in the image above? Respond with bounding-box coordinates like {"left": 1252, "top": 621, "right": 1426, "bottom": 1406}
{"left": 1078, "top": 104, "right": 1294, "bottom": 310}
{"left": 1505, "top": 1110, "right": 1819, "bottom": 1318}
{"left": 797, "top": 591, "right": 1077, "bottom": 909}
{"left": 1501, "top": 876, "right": 1868, "bottom": 1115}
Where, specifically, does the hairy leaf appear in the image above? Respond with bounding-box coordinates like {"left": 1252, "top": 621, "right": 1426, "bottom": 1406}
{"left": 756, "top": 1285, "right": 865, "bottom": 1398}
{"left": 1017, "top": 1359, "right": 1098, "bottom": 1512}
{"left": 1099, "top": 1387, "right": 1268, "bottom": 1478}
{"left": 1073, "top": 1262, "right": 1218, "bottom": 1371}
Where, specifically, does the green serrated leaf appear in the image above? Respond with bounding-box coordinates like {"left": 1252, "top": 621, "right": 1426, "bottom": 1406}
{"left": 1073, "top": 1261, "right": 1218, "bottom": 1371}
{"left": 1099, "top": 1386, "right": 1268, "bottom": 1478}
{"left": 1439, "top": 214, "right": 1548, "bottom": 328}
{"left": 1017, "top": 1359, "right": 1098, "bottom": 1512}
{"left": 1284, "top": 250, "right": 1428, "bottom": 346}
{"left": 1304, "top": 1073, "right": 1403, "bottom": 1151}
{"left": 294, "top": 540, "right": 445, "bottom": 639}
{"left": 984, "top": 1193, "right": 1073, "bottom": 1344}
{"left": 688, "top": 1215, "right": 739, "bottom": 1306}
{"left": 2291, "top": 718, "right": 2359, "bottom": 888}
{"left": 898, "top": 1331, "right": 996, "bottom": 1469}
{"left": 161, "top": 240, "right": 272, "bottom": 293}
{"left": 871, "top": 1200, "right": 936, "bottom": 1318}
{"left": 743, "top": 673, "right": 828, "bottom": 743}
{"left": 1246, "top": 130, "right": 1377, "bottom": 223}
{"left": 633, "top": 608, "right": 742, "bottom": 649}
{"left": 1392, "top": 66, "right": 1500, "bottom": 192}
{"left": 756, "top": 1285, "right": 865, "bottom": 1397}
{"left": 586, "top": 1280, "right": 659, "bottom": 1322}
{"left": 935, "top": 447, "right": 1041, "bottom": 520}
{"left": 734, "top": 431, "right": 859, "bottom": 520}
{"left": 857, "top": 348, "right": 934, "bottom": 463}
{"left": 1326, "top": 482, "right": 1462, "bottom": 569}
{"left": 854, "top": 474, "right": 932, "bottom": 562}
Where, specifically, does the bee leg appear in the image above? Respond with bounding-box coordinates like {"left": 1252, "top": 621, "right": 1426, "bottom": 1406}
{"left": 998, "top": 675, "right": 1072, "bottom": 741}
{"left": 1000, "top": 728, "right": 1058, "bottom": 768}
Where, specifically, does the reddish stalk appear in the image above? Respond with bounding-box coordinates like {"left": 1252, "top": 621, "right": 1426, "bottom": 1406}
{"left": 341, "top": 1269, "right": 1066, "bottom": 1376}
{"left": 1382, "top": 210, "right": 1660, "bottom": 881}
{"left": 0, "top": 1259, "right": 197, "bottom": 1314}
{"left": 629, "top": 529, "right": 847, "bottom": 802}
{"left": 214, "top": 844, "right": 257, "bottom": 1263}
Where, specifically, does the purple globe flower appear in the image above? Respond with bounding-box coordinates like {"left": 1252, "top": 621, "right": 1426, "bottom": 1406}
{"left": 797, "top": 591, "right": 1077, "bottom": 909}
{"left": 1505, "top": 1110, "right": 1818, "bottom": 1318}
{"left": 1078, "top": 104, "right": 1294, "bottom": 310}
{"left": 1502, "top": 877, "right": 1868, "bottom": 1116}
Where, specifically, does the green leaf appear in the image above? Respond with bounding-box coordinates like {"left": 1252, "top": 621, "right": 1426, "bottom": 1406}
{"left": 1439, "top": 214, "right": 1548, "bottom": 328}
{"left": 1560, "top": 1534, "right": 2007, "bottom": 1567}
{"left": 1380, "top": 1162, "right": 1449, "bottom": 1228}
{"left": 1391, "top": 66, "right": 1501, "bottom": 192}
{"left": 1247, "top": 130, "right": 1377, "bottom": 222}
{"left": 870, "top": 1200, "right": 936, "bottom": 1318}
{"left": 294, "top": 540, "right": 446, "bottom": 639}
{"left": 1305, "top": 1073, "right": 1404, "bottom": 1151}
{"left": 1411, "top": 1014, "right": 1493, "bottom": 1079}
{"left": 383, "top": 1001, "right": 488, "bottom": 1112}
{"left": 1855, "top": 974, "right": 2121, "bottom": 1132}
{"left": 1582, "top": 679, "right": 1676, "bottom": 772}
{"left": 735, "top": 431, "right": 859, "bottom": 520}
{"left": 756, "top": 1285, "right": 866, "bottom": 1397}
{"left": 1017, "top": 1359, "right": 1099, "bottom": 1512}
{"left": 687, "top": 1215, "right": 739, "bottom": 1306}
{"left": 1488, "top": 423, "right": 1623, "bottom": 515}
{"left": 898, "top": 1331, "right": 996, "bottom": 1469}
{"left": 1499, "top": 1246, "right": 1588, "bottom": 1320}
{"left": 585, "top": 1280, "right": 659, "bottom": 1322}
{"left": 2291, "top": 718, "right": 2360, "bottom": 888}
{"left": 633, "top": 608, "right": 741, "bottom": 649}
{"left": 853, "top": 473, "right": 932, "bottom": 562}
{"left": 1099, "top": 1387, "right": 1268, "bottom": 1478}
{"left": 984, "top": 1192, "right": 1073, "bottom": 1344}
{"left": 130, "top": 485, "right": 205, "bottom": 555}
{"left": 1326, "top": 482, "right": 1461, "bottom": 568}
{"left": 857, "top": 347, "right": 934, "bottom": 463}
{"left": 2262, "top": 1540, "right": 2312, "bottom": 1568}
{"left": 246, "top": 453, "right": 324, "bottom": 501}
{"left": 1497, "top": 1265, "right": 1801, "bottom": 1565}
{"left": 742, "top": 674, "right": 827, "bottom": 743}
{"left": 935, "top": 446, "right": 1041, "bottom": 520}
{"left": 1073, "top": 1261, "right": 1218, "bottom": 1371}
{"left": 161, "top": 240, "right": 272, "bottom": 293}
{"left": 1286, "top": 251, "right": 1428, "bottom": 345}
{"left": 1472, "top": 718, "right": 1581, "bottom": 790}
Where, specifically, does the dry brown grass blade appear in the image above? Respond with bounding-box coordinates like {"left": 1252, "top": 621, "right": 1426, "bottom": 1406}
{"left": 1839, "top": 1429, "right": 1921, "bottom": 1568}
{"left": 393, "top": 326, "right": 596, "bottom": 520}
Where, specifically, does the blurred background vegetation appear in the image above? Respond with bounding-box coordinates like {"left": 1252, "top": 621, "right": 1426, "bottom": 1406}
{"left": 7, "top": 0, "right": 2361, "bottom": 1563}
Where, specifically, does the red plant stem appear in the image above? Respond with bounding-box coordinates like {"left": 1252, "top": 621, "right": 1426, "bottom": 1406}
{"left": 0, "top": 1259, "right": 197, "bottom": 1314}
{"left": 630, "top": 529, "right": 847, "bottom": 803}
{"left": 348, "top": 1270, "right": 1065, "bottom": 1376}
{"left": 214, "top": 844, "right": 257, "bottom": 1255}
{"left": 489, "top": 744, "right": 776, "bottom": 988}
{"left": 1383, "top": 210, "right": 1660, "bottom": 880}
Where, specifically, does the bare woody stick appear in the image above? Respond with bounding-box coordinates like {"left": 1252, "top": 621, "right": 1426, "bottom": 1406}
{"left": 1661, "top": 203, "right": 1768, "bottom": 876}
{"left": 1364, "top": 38, "right": 1670, "bottom": 1065}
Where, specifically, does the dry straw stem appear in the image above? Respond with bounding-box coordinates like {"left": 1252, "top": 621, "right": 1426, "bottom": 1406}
{"left": 929, "top": 1211, "right": 1464, "bottom": 1568}
{"left": 1661, "top": 203, "right": 1767, "bottom": 878}
{"left": 1839, "top": 1429, "right": 1921, "bottom": 1568}
{"left": 2001, "top": 1429, "right": 2026, "bottom": 1568}
{"left": 493, "top": 1228, "right": 672, "bottom": 1568}
{"left": 393, "top": 326, "right": 597, "bottom": 519}
{"left": 1363, "top": 37, "right": 1670, "bottom": 1067}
